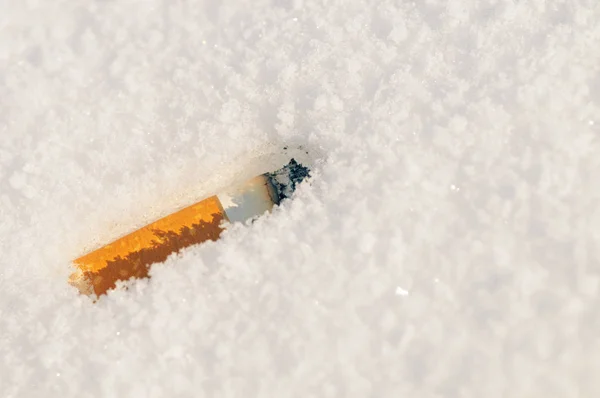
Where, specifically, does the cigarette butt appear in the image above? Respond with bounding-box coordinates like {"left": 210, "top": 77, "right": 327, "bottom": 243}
{"left": 70, "top": 159, "right": 310, "bottom": 297}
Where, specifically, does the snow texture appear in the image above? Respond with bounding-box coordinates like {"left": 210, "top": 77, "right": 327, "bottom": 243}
{"left": 1, "top": 0, "right": 600, "bottom": 396}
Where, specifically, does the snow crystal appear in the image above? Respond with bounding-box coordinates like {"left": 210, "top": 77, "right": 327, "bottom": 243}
{"left": 1, "top": 0, "right": 600, "bottom": 396}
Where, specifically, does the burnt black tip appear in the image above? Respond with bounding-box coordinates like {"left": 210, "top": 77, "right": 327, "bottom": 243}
{"left": 265, "top": 159, "right": 311, "bottom": 203}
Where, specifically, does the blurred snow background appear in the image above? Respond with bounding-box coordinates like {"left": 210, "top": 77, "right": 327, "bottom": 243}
{"left": 1, "top": 0, "right": 600, "bottom": 396}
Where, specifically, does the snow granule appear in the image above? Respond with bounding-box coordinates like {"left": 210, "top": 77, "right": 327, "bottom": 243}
{"left": 1, "top": 1, "right": 600, "bottom": 396}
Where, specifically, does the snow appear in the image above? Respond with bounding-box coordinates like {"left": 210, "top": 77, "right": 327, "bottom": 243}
{"left": 1, "top": 0, "right": 600, "bottom": 396}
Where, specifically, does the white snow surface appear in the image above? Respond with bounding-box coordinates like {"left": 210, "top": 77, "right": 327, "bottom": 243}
{"left": 1, "top": 1, "right": 600, "bottom": 396}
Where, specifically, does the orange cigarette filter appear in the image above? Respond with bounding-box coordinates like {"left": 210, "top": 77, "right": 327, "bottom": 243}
{"left": 70, "top": 159, "right": 310, "bottom": 297}
{"left": 70, "top": 196, "right": 227, "bottom": 296}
